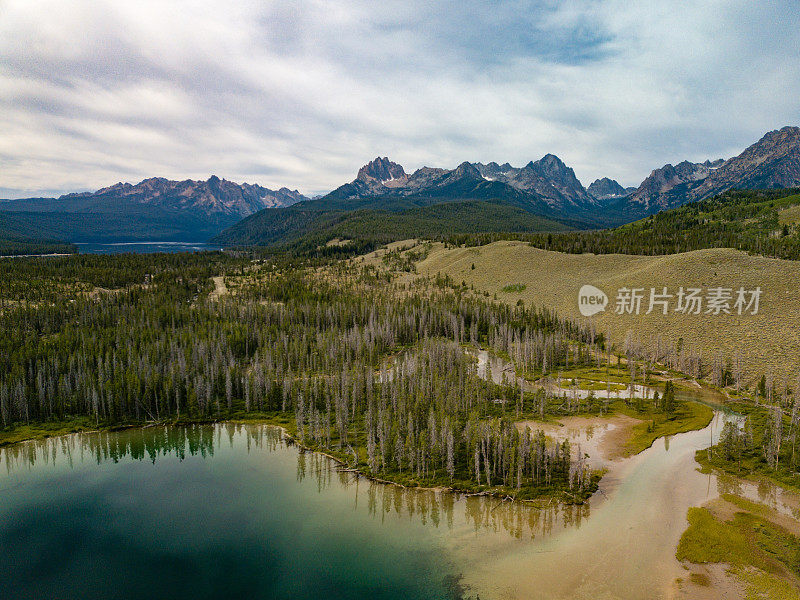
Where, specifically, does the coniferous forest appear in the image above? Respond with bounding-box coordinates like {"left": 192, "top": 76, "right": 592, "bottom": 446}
{"left": 2, "top": 247, "right": 799, "bottom": 503}
{"left": 0, "top": 252, "right": 610, "bottom": 500}
{"left": 444, "top": 189, "right": 800, "bottom": 260}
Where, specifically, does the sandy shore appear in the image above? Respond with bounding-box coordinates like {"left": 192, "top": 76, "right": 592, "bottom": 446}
{"left": 516, "top": 413, "right": 642, "bottom": 469}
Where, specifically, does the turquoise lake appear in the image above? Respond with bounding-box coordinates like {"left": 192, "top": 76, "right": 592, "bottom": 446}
{"left": 0, "top": 425, "right": 468, "bottom": 600}
{"left": 3, "top": 416, "right": 784, "bottom": 599}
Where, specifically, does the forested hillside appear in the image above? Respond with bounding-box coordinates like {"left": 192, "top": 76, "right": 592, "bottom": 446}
{"left": 0, "top": 176, "right": 307, "bottom": 244}
{"left": 0, "top": 201, "right": 237, "bottom": 244}
{"left": 0, "top": 236, "right": 76, "bottom": 257}
{"left": 2, "top": 250, "right": 798, "bottom": 503}
{"left": 445, "top": 189, "right": 800, "bottom": 260}
{"left": 0, "top": 211, "right": 77, "bottom": 256}
{"left": 213, "top": 200, "right": 574, "bottom": 251}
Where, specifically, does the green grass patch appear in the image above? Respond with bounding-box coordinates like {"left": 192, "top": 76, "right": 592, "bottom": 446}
{"left": 621, "top": 399, "right": 713, "bottom": 456}
{"left": 553, "top": 365, "right": 635, "bottom": 385}
{"left": 677, "top": 497, "right": 800, "bottom": 599}
{"left": 500, "top": 283, "right": 527, "bottom": 293}
{"left": 558, "top": 378, "right": 627, "bottom": 391}
{"left": 0, "top": 417, "right": 110, "bottom": 446}
{"left": 677, "top": 506, "right": 755, "bottom": 565}
{"left": 738, "top": 567, "right": 800, "bottom": 600}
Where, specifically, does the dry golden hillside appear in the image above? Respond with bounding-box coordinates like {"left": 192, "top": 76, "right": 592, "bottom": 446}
{"left": 414, "top": 241, "right": 800, "bottom": 387}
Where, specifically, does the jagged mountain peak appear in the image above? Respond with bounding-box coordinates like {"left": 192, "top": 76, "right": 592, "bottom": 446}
{"left": 357, "top": 157, "right": 406, "bottom": 183}
{"left": 630, "top": 160, "right": 714, "bottom": 208}
{"left": 702, "top": 159, "right": 725, "bottom": 169}
{"left": 322, "top": 126, "right": 800, "bottom": 214}
{"left": 509, "top": 154, "right": 593, "bottom": 206}
{"left": 763, "top": 125, "right": 800, "bottom": 142}
{"left": 57, "top": 175, "right": 307, "bottom": 218}
{"left": 326, "top": 152, "right": 596, "bottom": 209}
{"left": 473, "top": 162, "right": 518, "bottom": 181}
{"left": 537, "top": 153, "right": 567, "bottom": 168}
{"left": 587, "top": 177, "right": 629, "bottom": 200}
{"left": 452, "top": 161, "right": 481, "bottom": 178}
{"left": 523, "top": 154, "right": 571, "bottom": 178}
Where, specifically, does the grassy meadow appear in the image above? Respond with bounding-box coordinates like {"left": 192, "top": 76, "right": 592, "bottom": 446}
{"left": 414, "top": 240, "right": 800, "bottom": 386}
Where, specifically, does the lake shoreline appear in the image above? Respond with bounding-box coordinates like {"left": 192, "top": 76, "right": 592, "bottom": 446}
{"left": 0, "top": 403, "right": 709, "bottom": 505}
{"left": 6, "top": 410, "right": 798, "bottom": 599}
{"left": 0, "top": 252, "right": 74, "bottom": 259}
{"left": 0, "top": 414, "right": 594, "bottom": 503}
{"left": 74, "top": 241, "right": 222, "bottom": 254}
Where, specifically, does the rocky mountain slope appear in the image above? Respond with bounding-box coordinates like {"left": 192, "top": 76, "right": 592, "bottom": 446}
{"left": 327, "top": 153, "right": 597, "bottom": 213}
{"left": 5, "top": 126, "right": 800, "bottom": 248}
{"left": 587, "top": 177, "right": 634, "bottom": 200}
{"left": 325, "top": 126, "right": 800, "bottom": 221}
{"left": 23, "top": 175, "right": 306, "bottom": 218}
{"left": 627, "top": 159, "right": 724, "bottom": 210}
{"left": 624, "top": 127, "right": 800, "bottom": 212}
{"left": 688, "top": 126, "right": 800, "bottom": 200}
{"left": 213, "top": 125, "right": 800, "bottom": 250}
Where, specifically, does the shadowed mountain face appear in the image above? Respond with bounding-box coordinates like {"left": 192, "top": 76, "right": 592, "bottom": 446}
{"left": 587, "top": 177, "right": 630, "bottom": 200}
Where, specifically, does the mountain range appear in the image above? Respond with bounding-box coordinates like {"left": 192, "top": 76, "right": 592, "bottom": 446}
{"left": 0, "top": 176, "right": 306, "bottom": 243}
{"left": 2, "top": 125, "right": 799, "bottom": 251}
{"left": 313, "top": 125, "right": 800, "bottom": 223}
{"left": 329, "top": 153, "right": 597, "bottom": 212}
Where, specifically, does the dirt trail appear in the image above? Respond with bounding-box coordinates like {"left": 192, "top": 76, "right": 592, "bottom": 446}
{"left": 209, "top": 276, "right": 228, "bottom": 300}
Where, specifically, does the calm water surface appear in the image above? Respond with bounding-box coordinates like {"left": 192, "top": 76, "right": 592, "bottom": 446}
{"left": 0, "top": 425, "right": 466, "bottom": 600}
{"left": 76, "top": 241, "right": 220, "bottom": 254}
{"left": 2, "top": 419, "right": 797, "bottom": 600}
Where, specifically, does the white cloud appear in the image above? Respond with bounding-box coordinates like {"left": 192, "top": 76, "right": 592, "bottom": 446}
{"left": 0, "top": 0, "right": 798, "bottom": 197}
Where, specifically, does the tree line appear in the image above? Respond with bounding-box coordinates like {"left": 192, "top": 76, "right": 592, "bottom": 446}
{"left": 443, "top": 188, "right": 800, "bottom": 260}
{"left": 0, "top": 254, "right": 603, "bottom": 498}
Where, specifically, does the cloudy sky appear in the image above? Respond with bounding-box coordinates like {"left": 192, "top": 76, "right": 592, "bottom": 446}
{"left": 1, "top": 0, "right": 799, "bottom": 198}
